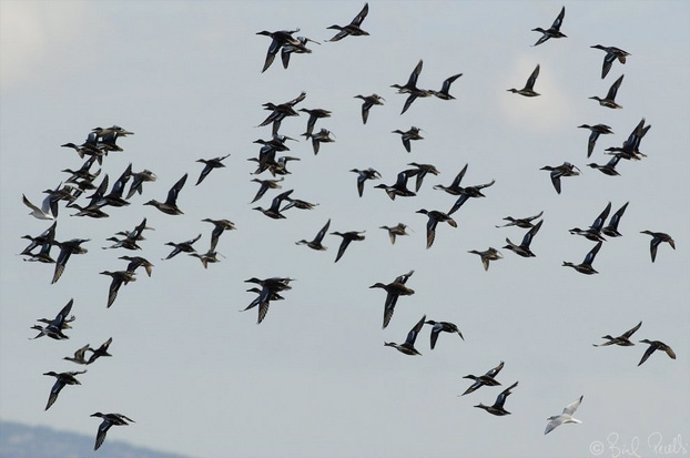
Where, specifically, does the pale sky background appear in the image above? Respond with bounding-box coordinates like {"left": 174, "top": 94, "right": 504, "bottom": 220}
{"left": 1, "top": 1, "right": 689, "bottom": 458}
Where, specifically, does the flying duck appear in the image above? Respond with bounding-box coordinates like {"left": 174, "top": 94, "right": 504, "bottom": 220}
{"left": 638, "top": 339, "right": 676, "bottom": 366}
{"left": 590, "top": 74, "right": 624, "bottom": 109}
{"left": 461, "top": 361, "right": 504, "bottom": 396}
{"left": 327, "top": 3, "right": 369, "bottom": 42}
{"left": 163, "top": 234, "right": 202, "bottom": 260}
{"left": 296, "top": 219, "right": 331, "bottom": 251}
{"left": 425, "top": 320, "right": 464, "bottom": 349}
{"left": 63, "top": 344, "right": 92, "bottom": 364}
{"left": 374, "top": 170, "right": 416, "bottom": 200}
{"left": 331, "top": 230, "right": 365, "bottom": 262}
{"left": 587, "top": 155, "right": 622, "bottom": 176}
{"left": 532, "top": 6, "right": 566, "bottom": 46}
{"left": 126, "top": 169, "right": 157, "bottom": 199}
{"left": 562, "top": 241, "right": 603, "bottom": 275}
{"left": 119, "top": 255, "right": 154, "bottom": 277}
{"left": 578, "top": 124, "right": 614, "bottom": 158}
{"left": 474, "top": 381, "right": 518, "bottom": 416}
{"left": 601, "top": 202, "right": 629, "bottom": 237}
{"left": 370, "top": 270, "right": 415, "bottom": 329}
{"left": 379, "top": 223, "right": 411, "bottom": 245}
{"left": 468, "top": 248, "right": 503, "bottom": 271}
{"left": 195, "top": 154, "right": 230, "bottom": 185}
{"left": 416, "top": 209, "right": 457, "bottom": 249}
{"left": 503, "top": 219, "right": 543, "bottom": 257}
{"left": 99, "top": 270, "right": 136, "bottom": 308}
{"left": 250, "top": 177, "right": 284, "bottom": 203}
{"left": 51, "top": 238, "right": 89, "bottom": 284}
{"left": 508, "top": 64, "right": 541, "bottom": 97}
{"left": 86, "top": 337, "right": 113, "bottom": 365}
{"left": 91, "top": 412, "right": 134, "bottom": 450}
{"left": 640, "top": 230, "right": 675, "bottom": 262}
{"left": 496, "top": 211, "right": 543, "bottom": 229}
{"left": 593, "top": 321, "right": 642, "bottom": 347}
{"left": 144, "top": 173, "right": 187, "bottom": 215}
{"left": 253, "top": 189, "right": 294, "bottom": 219}
{"left": 392, "top": 127, "right": 423, "bottom": 153}
{"left": 431, "top": 73, "right": 463, "bottom": 100}
{"left": 540, "top": 162, "right": 580, "bottom": 194}
{"left": 202, "top": 218, "right": 236, "bottom": 252}
{"left": 354, "top": 94, "right": 384, "bottom": 124}
{"left": 350, "top": 168, "right": 381, "bottom": 197}
{"left": 405, "top": 162, "right": 439, "bottom": 192}
{"left": 384, "top": 315, "right": 426, "bottom": 356}
{"left": 591, "top": 44, "right": 630, "bottom": 79}
{"left": 43, "top": 370, "right": 86, "bottom": 410}
{"left": 299, "top": 108, "right": 331, "bottom": 137}
{"left": 569, "top": 202, "right": 611, "bottom": 242}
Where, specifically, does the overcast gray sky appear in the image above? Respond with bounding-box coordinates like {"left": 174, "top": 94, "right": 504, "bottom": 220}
{"left": 1, "top": 1, "right": 689, "bottom": 457}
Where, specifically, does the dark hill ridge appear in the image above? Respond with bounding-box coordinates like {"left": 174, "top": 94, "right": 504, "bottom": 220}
{"left": 0, "top": 420, "right": 192, "bottom": 458}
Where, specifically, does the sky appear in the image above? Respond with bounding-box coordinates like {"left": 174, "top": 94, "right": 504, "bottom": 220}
{"left": 1, "top": 1, "right": 689, "bottom": 458}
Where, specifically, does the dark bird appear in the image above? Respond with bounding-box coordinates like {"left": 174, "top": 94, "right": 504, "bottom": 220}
{"left": 591, "top": 44, "right": 630, "bottom": 79}
{"left": 281, "top": 35, "right": 319, "bottom": 69}
{"left": 431, "top": 73, "right": 463, "bottom": 100}
{"left": 119, "top": 255, "right": 154, "bottom": 277}
{"left": 588, "top": 155, "right": 621, "bottom": 176}
{"left": 370, "top": 270, "right": 415, "bottom": 329}
{"left": 189, "top": 249, "right": 221, "bottom": 269}
{"left": 63, "top": 344, "right": 92, "bottom": 364}
{"left": 374, "top": 170, "right": 416, "bottom": 200}
{"left": 640, "top": 231, "right": 675, "bottom": 263}
{"left": 253, "top": 189, "right": 294, "bottom": 219}
{"left": 503, "top": 219, "right": 543, "bottom": 257}
{"left": 391, "top": 59, "right": 423, "bottom": 95}
{"left": 51, "top": 239, "right": 89, "bottom": 284}
{"left": 91, "top": 412, "right": 134, "bottom": 451}
{"left": 638, "top": 339, "right": 676, "bottom": 366}
{"left": 163, "top": 234, "right": 202, "bottom": 260}
{"left": 379, "top": 223, "right": 411, "bottom": 245}
{"left": 425, "top": 320, "right": 464, "bottom": 350}
{"left": 296, "top": 219, "right": 331, "bottom": 251}
{"left": 257, "top": 28, "right": 302, "bottom": 73}
{"left": 310, "top": 128, "right": 335, "bottom": 155}
{"left": 243, "top": 276, "right": 294, "bottom": 324}
{"left": 563, "top": 241, "right": 603, "bottom": 275}
{"left": 99, "top": 270, "right": 136, "bottom": 308}
{"left": 299, "top": 108, "right": 331, "bottom": 137}
{"left": 30, "top": 298, "right": 74, "bottom": 340}
{"left": 461, "top": 361, "right": 504, "bottom": 396}
{"left": 86, "top": 337, "right": 113, "bottom": 365}
{"left": 144, "top": 173, "right": 187, "bottom": 215}
{"left": 593, "top": 321, "right": 642, "bottom": 347}
{"left": 282, "top": 195, "right": 318, "bottom": 211}
{"left": 327, "top": 3, "right": 369, "bottom": 42}
{"left": 569, "top": 202, "right": 611, "bottom": 242}
{"left": 392, "top": 127, "right": 423, "bottom": 153}
{"left": 126, "top": 169, "right": 157, "bottom": 199}
{"left": 250, "top": 177, "right": 284, "bottom": 203}
{"left": 474, "top": 381, "right": 519, "bottom": 416}
{"left": 531, "top": 6, "right": 566, "bottom": 46}
{"left": 20, "top": 221, "right": 57, "bottom": 261}
{"left": 578, "top": 123, "right": 614, "bottom": 158}
{"left": 433, "top": 163, "right": 468, "bottom": 195}
{"left": 331, "top": 230, "right": 365, "bottom": 263}
{"left": 590, "top": 74, "right": 624, "bottom": 109}
{"left": 446, "top": 179, "right": 495, "bottom": 216}
{"left": 605, "top": 118, "right": 651, "bottom": 160}
{"left": 350, "top": 168, "right": 381, "bottom": 197}
{"left": 601, "top": 202, "right": 629, "bottom": 237}
{"left": 468, "top": 248, "right": 503, "bottom": 271}
{"left": 196, "top": 154, "right": 230, "bottom": 185}
{"left": 507, "top": 64, "right": 541, "bottom": 97}
{"left": 354, "top": 94, "right": 384, "bottom": 124}
{"left": 416, "top": 209, "right": 457, "bottom": 249}
{"left": 384, "top": 315, "right": 426, "bottom": 356}
{"left": 496, "top": 211, "right": 543, "bottom": 229}
{"left": 43, "top": 370, "right": 86, "bottom": 410}
{"left": 405, "top": 162, "right": 439, "bottom": 192}
{"left": 202, "top": 218, "right": 236, "bottom": 252}
{"left": 100, "top": 163, "right": 132, "bottom": 207}
{"left": 259, "top": 92, "right": 306, "bottom": 136}
{"left": 540, "top": 162, "right": 580, "bottom": 194}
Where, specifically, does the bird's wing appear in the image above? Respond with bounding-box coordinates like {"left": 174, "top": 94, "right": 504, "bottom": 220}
{"left": 601, "top": 52, "right": 616, "bottom": 79}
{"left": 583, "top": 241, "right": 603, "bottom": 265}
{"left": 425, "top": 218, "right": 438, "bottom": 249}
{"left": 429, "top": 326, "right": 441, "bottom": 350}
{"left": 607, "top": 74, "right": 624, "bottom": 100}
{"left": 552, "top": 6, "right": 565, "bottom": 30}
{"left": 351, "top": 2, "right": 369, "bottom": 26}
{"left": 448, "top": 194, "right": 469, "bottom": 216}
{"left": 315, "top": 219, "right": 331, "bottom": 243}
{"left": 46, "top": 379, "right": 66, "bottom": 410}
{"left": 406, "top": 59, "right": 423, "bottom": 87}
{"left": 526, "top": 65, "right": 540, "bottom": 90}
{"left": 563, "top": 395, "right": 583, "bottom": 415}
{"left": 486, "top": 361, "right": 504, "bottom": 378}
{"left": 166, "top": 173, "right": 188, "bottom": 204}
{"left": 400, "top": 93, "right": 418, "bottom": 115}
{"left": 94, "top": 420, "right": 112, "bottom": 450}
{"left": 383, "top": 293, "right": 399, "bottom": 329}
{"left": 622, "top": 321, "right": 642, "bottom": 339}
{"left": 196, "top": 164, "right": 213, "bottom": 186}
{"left": 334, "top": 238, "right": 352, "bottom": 263}
{"left": 522, "top": 219, "right": 543, "bottom": 247}
{"left": 591, "top": 202, "right": 612, "bottom": 231}
{"left": 405, "top": 315, "right": 426, "bottom": 346}
{"left": 544, "top": 416, "right": 563, "bottom": 435}
{"left": 638, "top": 345, "right": 655, "bottom": 366}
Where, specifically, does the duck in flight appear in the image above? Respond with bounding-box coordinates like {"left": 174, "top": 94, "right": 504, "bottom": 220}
{"left": 504, "top": 219, "right": 543, "bottom": 257}
{"left": 416, "top": 209, "right": 457, "bottom": 249}
{"left": 640, "top": 230, "right": 675, "bottom": 262}
{"left": 162, "top": 234, "right": 202, "bottom": 260}
{"left": 474, "top": 381, "right": 519, "bottom": 416}
{"left": 405, "top": 162, "right": 439, "bottom": 192}
{"left": 195, "top": 154, "right": 230, "bottom": 185}
{"left": 331, "top": 230, "right": 365, "bottom": 263}
{"left": 593, "top": 321, "right": 642, "bottom": 347}
{"left": 52, "top": 238, "right": 89, "bottom": 284}
{"left": 588, "top": 155, "right": 622, "bottom": 176}
{"left": 257, "top": 29, "right": 302, "bottom": 73}
{"left": 144, "top": 173, "right": 187, "bottom": 215}
{"left": 327, "top": 3, "right": 369, "bottom": 42}
{"left": 590, "top": 74, "right": 624, "bottom": 109}
{"left": 119, "top": 255, "right": 154, "bottom": 277}
{"left": 431, "top": 73, "right": 463, "bottom": 100}
{"left": 638, "top": 339, "right": 676, "bottom": 366}
{"left": 379, "top": 223, "right": 411, "bottom": 245}
{"left": 296, "top": 219, "right": 330, "bottom": 251}
{"left": 350, "top": 168, "right": 381, "bottom": 197}
{"left": 540, "top": 162, "right": 580, "bottom": 194}
{"left": 425, "top": 320, "right": 464, "bottom": 350}
{"left": 544, "top": 395, "right": 583, "bottom": 435}
{"left": 370, "top": 270, "right": 415, "bottom": 329}
{"left": 30, "top": 298, "right": 74, "bottom": 340}
{"left": 43, "top": 370, "right": 86, "bottom": 410}
{"left": 578, "top": 124, "right": 613, "bottom": 158}
{"left": 299, "top": 108, "right": 331, "bottom": 137}
{"left": 63, "top": 344, "right": 92, "bottom": 365}
{"left": 468, "top": 247, "right": 503, "bottom": 271}
{"left": 86, "top": 337, "right": 113, "bottom": 365}
{"left": 591, "top": 44, "right": 630, "bottom": 79}
{"left": 496, "top": 211, "right": 543, "bottom": 229}
{"left": 601, "top": 202, "right": 629, "bottom": 237}
{"left": 99, "top": 270, "right": 136, "bottom": 308}
{"left": 562, "top": 241, "right": 603, "bottom": 275}
{"left": 508, "top": 64, "right": 541, "bottom": 97}
{"left": 91, "top": 412, "right": 134, "bottom": 450}
{"left": 384, "top": 315, "right": 426, "bottom": 356}
{"left": 253, "top": 189, "right": 294, "bottom": 219}
{"left": 250, "top": 177, "right": 284, "bottom": 203}
{"left": 569, "top": 202, "right": 611, "bottom": 242}
{"left": 202, "top": 218, "right": 236, "bottom": 252}
{"left": 532, "top": 6, "right": 566, "bottom": 46}
{"left": 461, "top": 361, "right": 504, "bottom": 396}
{"left": 354, "top": 94, "right": 384, "bottom": 124}
{"left": 374, "top": 170, "right": 416, "bottom": 200}
{"left": 392, "top": 126, "right": 423, "bottom": 153}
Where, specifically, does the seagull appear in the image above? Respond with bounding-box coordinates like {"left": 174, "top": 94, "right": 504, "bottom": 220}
{"left": 22, "top": 194, "right": 55, "bottom": 221}
{"left": 544, "top": 395, "right": 583, "bottom": 435}
{"left": 384, "top": 315, "right": 426, "bottom": 356}
{"left": 91, "top": 412, "right": 134, "bottom": 450}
